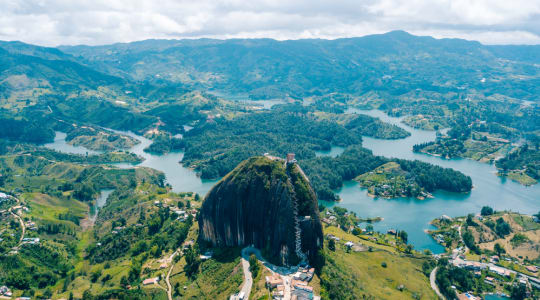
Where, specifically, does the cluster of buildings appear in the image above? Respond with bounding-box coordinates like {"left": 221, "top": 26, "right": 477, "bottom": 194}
{"left": 0, "top": 192, "right": 9, "bottom": 200}
{"left": 265, "top": 266, "right": 316, "bottom": 300}
{"left": 171, "top": 208, "right": 197, "bottom": 222}
{"left": 153, "top": 199, "right": 197, "bottom": 222}
{"left": 455, "top": 259, "right": 513, "bottom": 277}
{"left": 433, "top": 233, "right": 445, "bottom": 244}
{"left": 111, "top": 226, "right": 125, "bottom": 234}
{"left": 25, "top": 220, "right": 37, "bottom": 231}
{"left": 291, "top": 267, "right": 316, "bottom": 300}
{"left": 453, "top": 256, "right": 540, "bottom": 296}
{"left": 321, "top": 215, "right": 337, "bottom": 226}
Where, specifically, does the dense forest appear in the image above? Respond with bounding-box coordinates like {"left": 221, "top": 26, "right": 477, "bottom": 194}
{"left": 300, "top": 146, "right": 472, "bottom": 200}
{"left": 182, "top": 107, "right": 363, "bottom": 178}
{"left": 88, "top": 188, "right": 192, "bottom": 265}
{"left": 342, "top": 113, "right": 410, "bottom": 139}
{"left": 496, "top": 145, "right": 540, "bottom": 181}
{"left": 143, "top": 133, "right": 185, "bottom": 155}
{"left": 0, "top": 116, "right": 55, "bottom": 144}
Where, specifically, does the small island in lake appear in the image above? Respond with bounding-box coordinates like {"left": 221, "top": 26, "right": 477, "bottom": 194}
{"left": 354, "top": 160, "right": 472, "bottom": 200}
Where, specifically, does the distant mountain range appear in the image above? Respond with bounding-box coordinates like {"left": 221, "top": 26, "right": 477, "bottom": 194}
{"left": 1, "top": 30, "right": 539, "bottom": 103}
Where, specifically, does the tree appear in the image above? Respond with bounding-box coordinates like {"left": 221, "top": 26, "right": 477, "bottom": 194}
{"left": 510, "top": 283, "right": 527, "bottom": 300}
{"left": 184, "top": 245, "right": 200, "bottom": 278}
{"left": 462, "top": 230, "right": 480, "bottom": 254}
{"left": 90, "top": 270, "right": 102, "bottom": 283}
{"left": 174, "top": 282, "right": 181, "bottom": 296}
{"left": 481, "top": 206, "right": 494, "bottom": 216}
{"left": 494, "top": 243, "right": 506, "bottom": 257}
{"left": 42, "top": 288, "right": 52, "bottom": 298}
{"left": 398, "top": 230, "right": 408, "bottom": 244}
{"left": 249, "top": 254, "right": 260, "bottom": 278}
{"left": 495, "top": 218, "right": 511, "bottom": 237}
{"left": 120, "top": 276, "right": 129, "bottom": 289}
{"left": 328, "top": 239, "right": 336, "bottom": 251}
{"left": 466, "top": 214, "right": 476, "bottom": 226}
{"left": 82, "top": 290, "right": 93, "bottom": 300}
{"left": 405, "top": 244, "right": 413, "bottom": 254}
{"left": 366, "top": 224, "right": 374, "bottom": 232}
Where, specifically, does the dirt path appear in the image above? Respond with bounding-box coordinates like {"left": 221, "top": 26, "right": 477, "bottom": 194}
{"left": 165, "top": 250, "right": 179, "bottom": 300}
{"left": 430, "top": 267, "right": 445, "bottom": 300}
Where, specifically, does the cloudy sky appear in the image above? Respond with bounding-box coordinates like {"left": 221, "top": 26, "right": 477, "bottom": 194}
{"left": 2, "top": 0, "right": 540, "bottom": 46}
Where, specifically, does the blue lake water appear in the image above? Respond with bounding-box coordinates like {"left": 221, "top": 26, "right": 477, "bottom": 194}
{"left": 90, "top": 189, "right": 114, "bottom": 222}
{"left": 44, "top": 132, "right": 99, "bottom": 155}
{"left": 315, "top": 146, "right": 345, "bottom": 158}
{"left": 45, "top": 131, "right": 218, "bottom": 197}
{"left": 207, "top": 90, "right": 286, "bottom": 109}
{"left": 321, "top": 108, "right": 540, "bottom": 253}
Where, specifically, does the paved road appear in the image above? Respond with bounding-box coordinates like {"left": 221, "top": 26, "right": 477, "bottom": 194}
{"left": 429, "top": 267, "right": 445, "bottom": 300}
{"left": 240, "top": 248, "right": 254, "bottom": 299}
{"left": 242, "top": 247, "right": 295, "bottom": 300}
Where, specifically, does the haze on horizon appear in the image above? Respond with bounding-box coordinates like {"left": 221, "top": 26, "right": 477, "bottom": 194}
{"left": 1, "top": 0, "right": 540, "bottom": 47}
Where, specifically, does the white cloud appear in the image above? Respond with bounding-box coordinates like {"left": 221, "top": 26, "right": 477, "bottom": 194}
{"left": 0, "top": 0, "right": 539, "bottom": 46}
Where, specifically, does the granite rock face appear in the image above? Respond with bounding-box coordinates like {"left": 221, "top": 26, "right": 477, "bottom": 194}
{"left": 198, "top": 156, "right": 323, "bottom": 265}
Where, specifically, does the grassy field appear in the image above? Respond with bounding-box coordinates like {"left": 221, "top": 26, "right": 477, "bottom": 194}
{"left": 504, "top": 170, "right": 537, "bottom": 186}
{"left": 321, "top": 225, "right": 437, "bottom": 299}
{"left": 170, "top": 247, "right": 243, "bottom": 299}
{"left": 475, "top": 213, "right": 540, "bottom": 263}
{"left": 23, "top": 192, "right": 88, "bottom": 222}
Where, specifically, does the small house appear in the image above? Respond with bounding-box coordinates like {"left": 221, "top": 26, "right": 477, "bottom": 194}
{"left": 265, "top": 274, "right": 283, "bottom": 289}
{"left": 142, "top": 277, "right": 159, "bottom": 285}
{"left": 526, "top": 265, "right": 538, "bottom": 273}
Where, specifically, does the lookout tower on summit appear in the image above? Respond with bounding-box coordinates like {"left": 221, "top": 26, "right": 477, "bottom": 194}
{"left": 286, "top": 153, "right": 297, "bottom": 164}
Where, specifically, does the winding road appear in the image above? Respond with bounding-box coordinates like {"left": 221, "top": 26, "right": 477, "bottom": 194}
{"left": 240, "top": 248, "right": 254, "bottom": 299}
{"left": 7, "top": 196, "right": 25, "bottom": 247}
{"left": 429, "top": 267, "right": 445, "bottom": 300}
